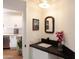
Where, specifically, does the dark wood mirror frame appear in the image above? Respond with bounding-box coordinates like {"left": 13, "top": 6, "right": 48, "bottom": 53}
{"left": 45, "top": 16, "right": 55, "bottom": 33}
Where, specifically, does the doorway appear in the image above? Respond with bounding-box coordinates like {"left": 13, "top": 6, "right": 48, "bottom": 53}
{"left": 3, "top": 8, "right": 23, "bottom": 59}
{"left": 3, "top": 0, "right": 26, "bottom": 59}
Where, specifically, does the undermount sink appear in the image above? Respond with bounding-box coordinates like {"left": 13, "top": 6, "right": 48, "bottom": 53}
{"left": 38, "top": 43, "right": 52, "bottom": 48}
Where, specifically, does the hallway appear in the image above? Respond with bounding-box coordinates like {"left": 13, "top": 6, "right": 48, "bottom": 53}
{"left": 3, "top": 49, "right": 22, "bottom": 59}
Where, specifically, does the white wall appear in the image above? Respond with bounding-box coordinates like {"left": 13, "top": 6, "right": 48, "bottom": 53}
{"left": 3, "top": 13, "right": 22, "bottom": 34}
{"left": 62, "top": 0, "right": 75, "bottom": 52}
{"left": 40, "top": 0, "right": 75, "bottom": 51}
{"left": 27, "top": 1, "right": 42, "bottom": 44}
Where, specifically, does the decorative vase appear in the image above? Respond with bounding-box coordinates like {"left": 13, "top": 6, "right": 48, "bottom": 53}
{"left": 58, "top": 42, "right": 63, "bottom": 51}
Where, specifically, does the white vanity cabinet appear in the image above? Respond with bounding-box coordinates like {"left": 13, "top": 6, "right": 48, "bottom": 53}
{"left": 31, "top": 48, "right": 58, "bottom": 59}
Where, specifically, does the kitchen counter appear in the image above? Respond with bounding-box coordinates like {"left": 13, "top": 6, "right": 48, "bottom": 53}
{"left": 3, "top": 34, "right": 22, "bottom": 36}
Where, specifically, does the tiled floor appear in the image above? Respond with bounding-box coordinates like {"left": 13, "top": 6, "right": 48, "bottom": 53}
{"left": 3, "top": 49, "right": 23, "bottom": 59}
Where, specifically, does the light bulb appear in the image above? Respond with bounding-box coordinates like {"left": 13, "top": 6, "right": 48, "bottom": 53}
{"left": 39, "top": 2, "right": 50, "bottom": 8}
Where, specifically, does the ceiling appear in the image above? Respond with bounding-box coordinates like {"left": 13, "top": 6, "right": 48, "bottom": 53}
{"left": 26, "top": 0, "right": 60, "bottom": 5}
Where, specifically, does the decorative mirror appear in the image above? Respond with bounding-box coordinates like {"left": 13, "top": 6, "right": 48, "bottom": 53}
{"left": 45, "top": 16, "right": 55, "bottom": 33}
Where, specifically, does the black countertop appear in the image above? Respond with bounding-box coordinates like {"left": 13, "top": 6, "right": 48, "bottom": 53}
{"left": 30, "top": 42, "right": 64, "bottom": 58}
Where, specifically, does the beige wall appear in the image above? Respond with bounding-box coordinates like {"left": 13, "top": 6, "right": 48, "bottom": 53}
{"left": 27, "top": 1, "right": 42, "bottom": 44}
{"left": 27, "top": 0, "right": 75, "bottom": 53}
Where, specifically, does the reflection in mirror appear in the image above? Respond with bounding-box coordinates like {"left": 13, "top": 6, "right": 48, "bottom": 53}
{"left": 45, "top": 16, "right": 54, "bottom": 33}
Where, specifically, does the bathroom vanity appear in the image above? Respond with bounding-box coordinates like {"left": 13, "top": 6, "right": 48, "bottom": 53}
{"left": 30, "top": 39, "right": 64, "bottom": 59}
{"left": 30, "top": 39, "right": 75, "bottom": 59}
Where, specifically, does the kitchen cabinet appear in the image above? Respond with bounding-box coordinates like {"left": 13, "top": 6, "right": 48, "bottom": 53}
{"left": 3, "top": 34, "right": 22, "bottom": 49}
{"left": 3, "top": 35, "right": 10, "bottom": 48}
{"left": 10, "top": 35, "right": 17, "bottom": 48}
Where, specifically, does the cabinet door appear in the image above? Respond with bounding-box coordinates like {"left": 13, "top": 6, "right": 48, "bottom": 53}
{"left": 31, "top": 48, "right": 48, "bottom": 59}
{"left": 31, "top": 48, "right": 58, "bottom": 59}
{"left": 10, "top": 36, "right": 17, "bottom": 48}
{"left": 3, "top": 35, "right": 10, "bottom": 48}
